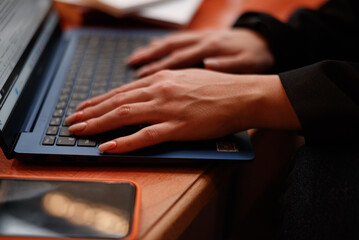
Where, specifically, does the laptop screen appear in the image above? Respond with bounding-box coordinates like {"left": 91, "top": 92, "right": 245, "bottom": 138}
{"left": 0, "top": 0, "right": 52, "bottom": 130}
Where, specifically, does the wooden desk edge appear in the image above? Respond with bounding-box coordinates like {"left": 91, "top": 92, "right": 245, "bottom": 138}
{"left": 141, "top": 164, "right": 232, "bottom": 240}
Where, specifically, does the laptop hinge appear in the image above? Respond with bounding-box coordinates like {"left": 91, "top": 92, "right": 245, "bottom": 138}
{"left": 0, "top": 131, "right": 19, "bottom": 159}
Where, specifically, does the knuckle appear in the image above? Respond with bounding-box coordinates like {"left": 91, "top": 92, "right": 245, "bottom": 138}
{"left": 169, "top": 51, "right": 185, "bottom": 62}
{"left": 142, "top": 128, "right": 160, "bottom": 145}
{"left": 111, "top": 94, "right": 122, "bottom": 107}
{"left": 116, "top": 104, "right": 131, "bottom": 117}
{"left": 151, "top": 70, "right": 178, "bottom": 96}
{"left": 154, "top": 69, "right": 173, "bottom": 79}
{"left": 113, "top": 88, "right": 123, "bottom": 94}
{"left": 88, "top": 119, "right": 100, "bottom": 131}
{"left": 118, "top": 137, "right": 135, "bottom": 151}
{"left": 205, "top": 37, "right": 221, "bottom": 49}
{"left": 152, "top": 69, "right": 173, "bottom": 82}
{"left": 161, "top": 35, "right": 178, "bottom": 47}
{"left": 155, "top": 80, "right": 175, "bottom": 95}
{"left": 83, "top": 107, "right": 95, "bottom": 118}
{"left": 149, "top": 37, "right": 163, "bottom": 46}
{"left": 149, "top": 38, "right": 169, "bottom": 50}
{"left": 138, "top": 88, "right": 150, "bottom": 100}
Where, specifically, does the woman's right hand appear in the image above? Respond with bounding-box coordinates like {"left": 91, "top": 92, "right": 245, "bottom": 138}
{"left": 66, "top": 69, "right": 300, "bottom": 153}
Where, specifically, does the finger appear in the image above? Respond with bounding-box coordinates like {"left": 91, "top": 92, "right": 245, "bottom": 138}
{"left": 98, "top": 123, "right": 173, "bottom": 153}
{"left": 66, "top": 87, "right": 152, "bottom": 124}
{"left": 76, "top": 75, "right": 154, "bottom": 111}
{"left": 203, "top": 55, "right": 251, "bottom": 73}
{"left": 136, "top": 44, "right": 208, "bottom": 77}
{"left": 127, "top": 32, "right": 202, "bottom": 66}
{"left": 68, "top": 102, "right": 158, "bottom": 136}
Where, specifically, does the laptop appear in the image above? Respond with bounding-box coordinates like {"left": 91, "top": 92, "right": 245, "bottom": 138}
{"left": 0, "top": 0, "right": 254, "bottom": 163}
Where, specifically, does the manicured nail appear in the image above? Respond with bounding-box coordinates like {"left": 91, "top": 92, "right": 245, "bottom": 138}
{"left": 76, "top": 100, "right": 90, "bottom": 111}
{"left": 204, "top": 58, "right": 220, "bottom": 69}
{"left": 68, "top": 122, "right": 87, "bottom": 133}
{"left": 65, "top": 111, "right": 83, "bottom": 124}
{"left": 99, "top": 141, "right": 117, "bottom": 152}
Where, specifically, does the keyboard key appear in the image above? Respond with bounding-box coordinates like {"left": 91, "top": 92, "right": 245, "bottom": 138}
{"left": 43, "top": 136, "right": 56, "bottom": 145}
{"left": 61, "top": 88, "right": 71, "bottom": 95}
{"left": 43, "top": 34, "right": 151, "bottom": 149}
{"left": 110, "top": 82, "right": 122, "bottom": 89}
{"left": 69, "top": 100, "right": 81, "bottom": 108}
{"left": 90, "top": 89, "right": 106, "bottom": 97}
{"left": 72, "top": 92, "right": 88, "bottom": 100}
{"left": 50, "top": 117, "right": 61, "bottom": 126}
{"left": 93, "top": 82, "right": 107, "bottom": 88}
{"left": 58, "top": 93, "right": 70, "bottom": 102}
{"left": 66, "top": 108, "right": 76, "bottom": 117}
{"left": 76, "top": 78, "right": 91, "bottom": 85}
{"left": 56, "top": 137, "right": 76, "bottom": 146}
{"left": 47, "top": 126, "right": 59, "bottom": 135}
{"left": 56, "top": 101, "right": 67, "bottom": 109}
{"left": 74, "top": 85, "right": 90, "bottom": 92}
{"left": 78, "top": 138, "right": 97, "bottom": 147}
{"left": 53, "top": 109, "right": 64, "bottom": 117}
{"left": 59, "top": 126, "right": 72, "bottom": 137}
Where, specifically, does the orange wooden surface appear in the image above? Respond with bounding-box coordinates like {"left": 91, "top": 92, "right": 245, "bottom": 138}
{"left": 187, "top": 0, "right": 327, "bottom": 30}
{"left": 0, "top": 150, "right": 224, "bottom": 240}
{"left": 0, "top": 0, "right": 326, "bottom": 239}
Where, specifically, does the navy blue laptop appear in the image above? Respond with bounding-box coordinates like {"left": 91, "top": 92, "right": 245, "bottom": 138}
{"left": 0, "top": 0, "right": 254, "bottom": 163}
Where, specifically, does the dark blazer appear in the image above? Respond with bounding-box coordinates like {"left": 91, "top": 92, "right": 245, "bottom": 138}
{"left": 234, "top": 0, "right": 359, "bottom": 145}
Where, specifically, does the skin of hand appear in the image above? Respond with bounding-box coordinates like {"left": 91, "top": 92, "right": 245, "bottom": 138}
{"left": 127, "top": 28, "right": 275, "bottom": 77}
{"left": 66, "top": 69, "right": 300, "bottom": 153}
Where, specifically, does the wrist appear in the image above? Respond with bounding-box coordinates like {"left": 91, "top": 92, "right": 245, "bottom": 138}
{"left": 241, "top": 74, "right": 301, "bottom": 130}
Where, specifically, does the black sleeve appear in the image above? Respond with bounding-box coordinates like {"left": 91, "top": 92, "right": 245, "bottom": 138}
{"left": 233, "top": 0, "right": 359, "bottom": 145}
{"left": 233, "top": 0, "right": 359, "bottom": 72}
{"left": 279, "top": 60, "right": 359, "bottom": 145}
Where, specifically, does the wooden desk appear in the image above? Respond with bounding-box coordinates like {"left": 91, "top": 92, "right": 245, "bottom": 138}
{"left": 0, "top": 150, "right": 231, "bottom": 239}
{"left": 0, "top": 0, "right": 326, "bottom": 239}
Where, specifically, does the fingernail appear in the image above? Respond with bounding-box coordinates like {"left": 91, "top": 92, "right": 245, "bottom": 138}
{"left": 65, "top": 111, "right": 83, "bottom": 124}
{"left": 76, "top": 100, "right": 90, "bottom": 111}
{"left": 204, "top": 58, "right": 220, "bottom": 69}
{"left": 127, "top": 50, "right": 145, "bottom": 64}
{"left": 68, "top": 122, "right": 87, "bottom": 133}
{"left": 99, "top": 141, "right": 117, "bottom": 152}
{"left": 127, "top": 55, "right": 140, "bottom": 65}
{"left": 126, "top": 56, "right": 136, "bottom": 65}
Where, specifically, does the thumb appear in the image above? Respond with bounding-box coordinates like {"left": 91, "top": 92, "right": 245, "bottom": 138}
{"left": 204, "top": 55, "right": 250, "bottom": 73}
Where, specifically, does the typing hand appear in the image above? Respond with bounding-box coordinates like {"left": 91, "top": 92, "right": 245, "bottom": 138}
{"left": 65, "top": 69, "right": 299, "bottom": 153}
{"left": 127, "top": 29, "right": 275, "bottom": 77}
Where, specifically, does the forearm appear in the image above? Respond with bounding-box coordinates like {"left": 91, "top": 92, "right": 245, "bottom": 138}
{"left": 234, "top": 0, "right": 359, "bottom": 72}
{"left": 280, "top": 60, "right": 359, "bottom": 145}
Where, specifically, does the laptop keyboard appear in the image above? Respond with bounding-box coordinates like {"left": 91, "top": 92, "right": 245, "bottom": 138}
{"left": 42, "top": 34, "right": 149, "bottom": 147}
